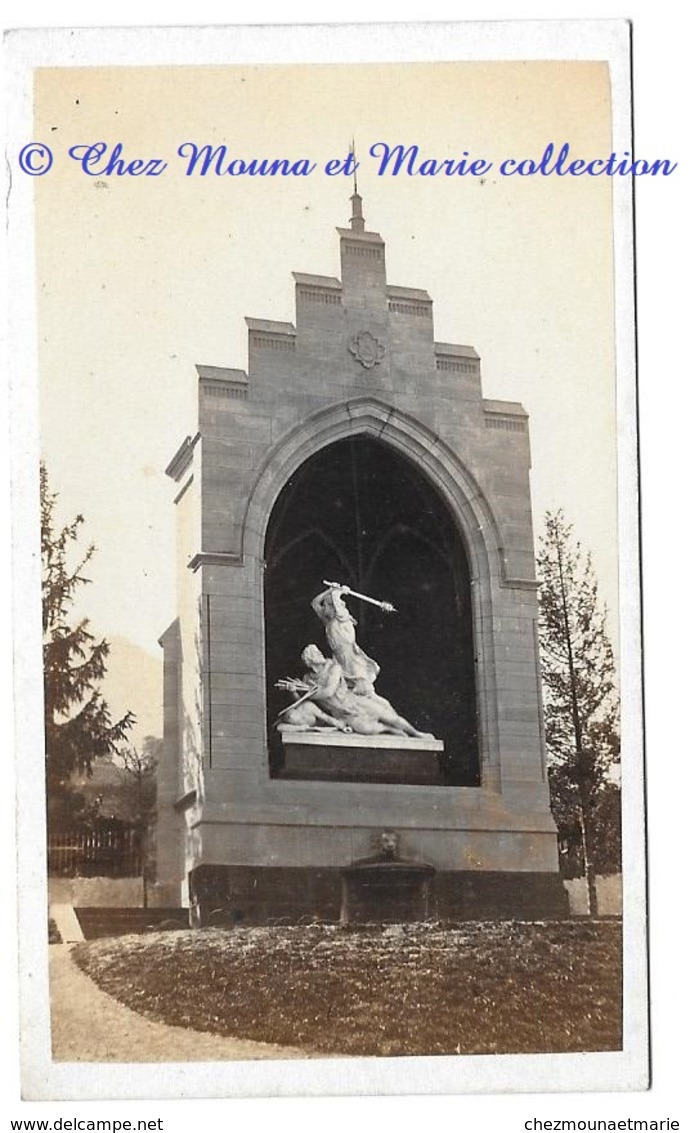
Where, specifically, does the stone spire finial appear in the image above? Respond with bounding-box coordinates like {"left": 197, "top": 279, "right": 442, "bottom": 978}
{"left": 349, "top": 190, "right": 365, "bottom": 233}
{"left": 349, "top": 139, "right": 365, "bottom": 232}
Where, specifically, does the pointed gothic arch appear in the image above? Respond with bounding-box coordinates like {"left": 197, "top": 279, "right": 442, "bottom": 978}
{"left": 242, "top": 398, "right": 504, "bottom": 785}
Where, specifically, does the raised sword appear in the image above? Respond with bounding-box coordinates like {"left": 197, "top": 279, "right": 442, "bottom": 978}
{"left": 322, "top": 580, "right": 397, "bottom": 614}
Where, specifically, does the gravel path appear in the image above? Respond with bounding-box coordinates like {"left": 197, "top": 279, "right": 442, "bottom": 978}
{"left": 49, "top": 944, "right": 309, "bottom": 1062}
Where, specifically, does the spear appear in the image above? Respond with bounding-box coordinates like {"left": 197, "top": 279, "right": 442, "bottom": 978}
{"left": 273, "top": 678, "right": 319, "bottom": 723}
{"left": 322, "top": 580, "right": 397, "bottom": 614}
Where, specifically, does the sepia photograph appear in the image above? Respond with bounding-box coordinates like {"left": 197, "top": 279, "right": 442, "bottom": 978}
{"left": 6, "top": 18, "right": 648, "bottom": 1101}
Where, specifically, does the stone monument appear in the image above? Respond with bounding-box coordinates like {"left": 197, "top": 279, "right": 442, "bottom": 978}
{"left": 155, "top": 193, "right": 567, "bottom": 923}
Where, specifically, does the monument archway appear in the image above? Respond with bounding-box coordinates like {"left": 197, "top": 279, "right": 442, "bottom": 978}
{"left": 263, "top": 435, "right": 479, "bottom": 783}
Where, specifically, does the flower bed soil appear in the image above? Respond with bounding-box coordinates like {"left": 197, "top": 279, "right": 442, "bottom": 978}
{"left": 73, "top": 919, "right": 622, "bottom": 1057}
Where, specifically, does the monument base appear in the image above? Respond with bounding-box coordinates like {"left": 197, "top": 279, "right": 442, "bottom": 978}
{"left": 188, "top": 864, "right": 570, "bottom": 926}
{"left": 278, "top": 731, "right": 445, "bottom": 785}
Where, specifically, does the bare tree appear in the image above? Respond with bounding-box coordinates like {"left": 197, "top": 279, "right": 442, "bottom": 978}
{"left": 114, "top": 737, "right": 161, "bottom": 906}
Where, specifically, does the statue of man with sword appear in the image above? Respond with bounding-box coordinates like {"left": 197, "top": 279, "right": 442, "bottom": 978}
{"left": 310, "top": 581, "right": 386, "bottom": 696}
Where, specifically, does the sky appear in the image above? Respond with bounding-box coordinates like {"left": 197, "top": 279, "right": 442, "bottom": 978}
{"left": 34, "top": 57, "right": 620, "bottom": 738}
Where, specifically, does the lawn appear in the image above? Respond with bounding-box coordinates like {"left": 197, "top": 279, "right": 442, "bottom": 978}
{"left": 73, "top": 919, "right": 622, "bottom": 1057}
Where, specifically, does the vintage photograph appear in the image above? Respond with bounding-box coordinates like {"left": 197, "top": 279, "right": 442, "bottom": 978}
{"left": 9, "top": 20, "right": 646, "bottom": 1099}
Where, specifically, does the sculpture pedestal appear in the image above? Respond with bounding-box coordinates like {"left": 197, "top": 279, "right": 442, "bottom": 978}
{"left": 279, "top": 732, "right": 445, "bottom": 785}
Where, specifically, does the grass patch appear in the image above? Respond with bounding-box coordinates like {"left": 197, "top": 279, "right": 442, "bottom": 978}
{"left": 73, "top": 919, "right": 621, "bottom": 1057}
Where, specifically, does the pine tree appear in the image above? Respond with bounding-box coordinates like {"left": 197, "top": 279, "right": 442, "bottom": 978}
{"left": 537, "top": 509, "right": 621, "bottom": 915}
{"left": 41, "top": 464, "right": 134, "bottom": 831}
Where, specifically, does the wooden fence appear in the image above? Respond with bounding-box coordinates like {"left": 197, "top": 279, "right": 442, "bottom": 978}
{"left": 48, "top": 819, "right": 143, "bottom": 878}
